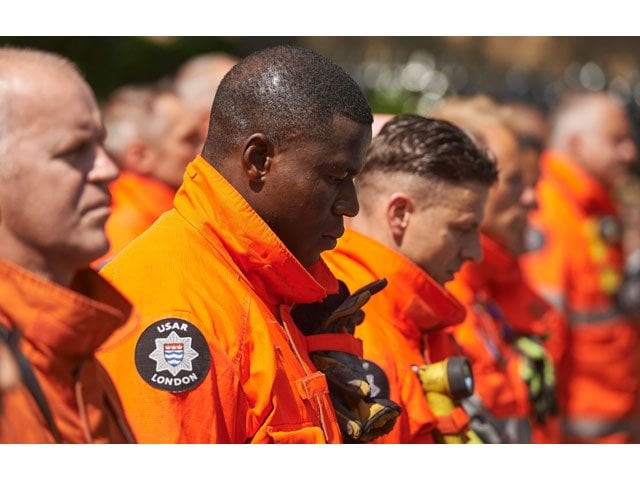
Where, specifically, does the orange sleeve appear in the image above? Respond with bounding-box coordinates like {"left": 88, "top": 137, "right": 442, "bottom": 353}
{"left": 446, "top": 277, "right": 530, "bottom": 419}
{"left": 97, "top": 317, "right": 244, "bottom": 443}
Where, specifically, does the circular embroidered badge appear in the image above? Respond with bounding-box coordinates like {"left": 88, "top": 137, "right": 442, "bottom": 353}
{"left": 134, "top": 318, "right": 211, "bottom": 393}
{"left": 524, "top": 226, "right": 546, "bottom": 253}
{"left": 598, "top": 215, "right": 622, "bottom": 245}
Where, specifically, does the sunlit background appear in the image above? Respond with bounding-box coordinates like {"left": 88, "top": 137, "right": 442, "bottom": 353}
{"left": 3, "top": 36, "right": 640, "bottom": 173}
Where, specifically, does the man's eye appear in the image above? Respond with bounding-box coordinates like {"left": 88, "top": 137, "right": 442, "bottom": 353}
{"left": 329, "top": 172, "right": 349, "bottom": 182}
{"left": 59, "top": 143, "right": 96, "bottom": 166}
{"left": 454, "top": 225, "right": 473, "bottom": 234}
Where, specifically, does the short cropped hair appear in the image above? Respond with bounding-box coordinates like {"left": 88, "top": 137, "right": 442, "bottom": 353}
{"left": 203, "top": 45, "right": 372, "bottom": 162}
{"left": 548, "top": 90, "right": 621, "bottom": 149}
{"left": 0, "top": 47, "right": 83, "bottom": 175}
{"left": 360, "top": 114, "right": 498, "bottom": 186}
{"left": 102, "top": 84, "right": 174, "bottom": 165}
{"left": 174, "top": 52, "right": 238, "bottom": 113}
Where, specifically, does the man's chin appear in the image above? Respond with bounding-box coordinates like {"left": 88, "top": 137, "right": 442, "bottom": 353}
{"left": 81, "top": 237, "right": 111, "bottom": 267}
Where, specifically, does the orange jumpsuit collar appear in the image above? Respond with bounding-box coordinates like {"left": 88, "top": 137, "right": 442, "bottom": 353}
{"left": 111, "top": 171, "right": 176, "bottom": 221}
{"left": 461, "top": 234, "right": 521, "bottom": 291}
{"left": 334, "top": 228, "right": 465, "bottom": 335}
{"left": 542, "top": 150, "right": 616, "bottom": 214}
{"left": 175, "top": 155, "right": 338, "bottom": 307}
{"left": 0, "top": 259, "right": 132, "bottom": 360}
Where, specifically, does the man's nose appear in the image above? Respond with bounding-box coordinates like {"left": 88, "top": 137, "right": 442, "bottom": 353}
{"left": 333, "top": 181, "right": 360, "bottom": 218}
{"left": 88, "top": 146, "right": 119, "bottom": 184}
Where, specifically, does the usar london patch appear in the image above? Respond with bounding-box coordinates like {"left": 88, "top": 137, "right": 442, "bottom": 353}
{"left": 135, "top": 318, "right": 211, "bottom": 393}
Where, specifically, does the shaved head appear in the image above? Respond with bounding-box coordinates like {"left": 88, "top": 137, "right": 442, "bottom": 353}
{"left": 549, "top": 91, "right": 636, "bottom": 187}
{"left": 202, "top": 45, "right": 372, "bottom": 165}
{"left": 550, "top": 92, "right": 623, "bottom": 148}
{"left": 0, "top": 48, "right": 88, "bottom": 176}
{"left": 0, "top": 47, "right": 118, "bottom": 286}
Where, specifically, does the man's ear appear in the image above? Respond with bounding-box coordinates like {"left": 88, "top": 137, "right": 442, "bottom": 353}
{"left": 122, "top": 142, "right": 155, "bottom": 177}
{"left": 567, "top": 133, "right": 583, "bottom": 160}
{"left": 242, "top": 133, "right": 275, "bottom": 185}
{"left": 387, "top": 193, "right": 414, "bottom": 245}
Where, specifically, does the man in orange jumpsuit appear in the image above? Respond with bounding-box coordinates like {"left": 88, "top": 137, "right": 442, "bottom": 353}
{"left": 97, "top": 45, "right": 386, "bottom": 443}
{"left": 0, "top": 47, "right": 135, "bottom": 443}
{"left": 521, "top": 91, "right": 639, "bottom": 443}
{"left": 435, "top": 96, "right": 565, "bottom": 443}
{"left": 94, "top": 85, "right": 201, "bottom": 266}
{"left": 323, "top": 114, "right": 499, "bottom": 442}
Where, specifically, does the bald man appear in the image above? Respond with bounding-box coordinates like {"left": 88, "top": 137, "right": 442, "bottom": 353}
{"left": 174, "top": 52, "right": 238, "bottom": 147}
{"left": 95, "top": 84, "right": 201, "bottom": 265}
{"left": 0, "top": 47, "right": 134, "bottom": 443}
{"left": 97, "top": 45, "right": 383, "bottom": 443}
{"left": 521, "top": 91, "right": 639, "bottom": 443}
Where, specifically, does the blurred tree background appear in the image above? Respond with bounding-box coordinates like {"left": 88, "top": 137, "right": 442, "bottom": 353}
{"left": 2, "top": 36, "right": 640, "bottom": 174}
{"left": 3, "top": 36, "right": 640, "bottom": 108}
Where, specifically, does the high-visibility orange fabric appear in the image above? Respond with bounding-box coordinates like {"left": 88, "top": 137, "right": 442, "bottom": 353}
{"left": 323, "top": 228, "right": 467, "bottom": 443}
{"left": 94, "top": 171, "right": 176, "bottom": 267}
{"left": 98, "top": 155, "right": 342, "bottom": 444}
{"left": 448, "top": 233, "right": 566, "bottom": 443}
{"left": 447, "top": 248, "right": 530, "bottom": 424}
{"left": 521, "top": 150, "right": 639, "bottom": 443}
{"left": 0, "top": 259, "right": 135, "bottom": 443}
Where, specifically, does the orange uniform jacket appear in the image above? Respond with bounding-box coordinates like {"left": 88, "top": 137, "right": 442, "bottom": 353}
{"left": 521, "top": 150, "right": 639, "bottom": 443}
{"left": 98, "top": 155, "right": 343, "bottom": 444}
{"left": 447, "top": 234, "right": 567, "bottom": 443}
{"left": 94, "top": 171, "right": 176, "bottom": 268}
{"left": 323, "top": 228, "right": 467, "bottom": 443}
{"left": 0, "top": 259, "right": 135, "bottom": 443}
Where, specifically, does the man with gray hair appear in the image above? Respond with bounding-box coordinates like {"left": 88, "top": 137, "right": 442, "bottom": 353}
{"left": 0, "top": 47, "right": 134, "bottom": 443}
{"left": 521, "top": 91, "right": 639, "bottom": 442}
{"left": 95, "top": 84, "right": 200, "bottom": 265}
{"left": 174, "top": 52, "right": 238, "bottom": 146}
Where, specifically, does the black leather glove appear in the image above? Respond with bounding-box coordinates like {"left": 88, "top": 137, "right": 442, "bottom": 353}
{"left": 291, "top": 279, "right": 401, "bottom": 442}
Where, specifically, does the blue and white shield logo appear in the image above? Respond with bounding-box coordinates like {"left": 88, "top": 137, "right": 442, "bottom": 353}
{"left": 164, "top": 342, "right": 184, "bottom": 366}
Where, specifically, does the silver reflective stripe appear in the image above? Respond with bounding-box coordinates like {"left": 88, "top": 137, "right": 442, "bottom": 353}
{"left": 567, "top": 306, "right": 624, "bottom": 325}
{"left": 538, "top": 288, "right": 565, "bottom": 310}
{"left": 563, "top": 417, "right": 629, "bottom": 439}
{"left": 495, "top": 417, "right": 532, "bottom": 444}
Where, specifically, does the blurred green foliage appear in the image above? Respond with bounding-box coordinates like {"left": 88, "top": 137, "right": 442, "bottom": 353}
{"left": 0, "top": 37, "right": 241, "bottom": 101}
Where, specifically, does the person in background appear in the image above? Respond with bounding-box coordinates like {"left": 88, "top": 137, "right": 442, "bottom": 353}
{"left": 174, "top": 52, "right": 239, "bottom": 147}
{"left": 521, "top": 91, "right": 640, "bottom": 443}
{"left": 434, "top": 95, "right": 565, "bottom": 443}
{"left": 0, "top": 47, "right": 134, "bottom": 443}
{"left": 95, "top": 85, "right": 201, "bottom": 266}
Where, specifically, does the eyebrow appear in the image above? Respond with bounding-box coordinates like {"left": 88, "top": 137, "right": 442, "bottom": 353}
{"left": 326, "top": 161, "right": 360, "bottom": 176}
{"left": 53, "top": 125, "right": 104, "bottom": 153}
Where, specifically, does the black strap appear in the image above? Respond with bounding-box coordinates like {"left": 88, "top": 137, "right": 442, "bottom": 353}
{"left": 0, "top": 324, "right": 63, "bottom": 443}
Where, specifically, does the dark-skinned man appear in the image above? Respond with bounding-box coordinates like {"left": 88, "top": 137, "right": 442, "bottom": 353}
{"left": 97, "top": 45, "right": 400, "bottom": 443}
